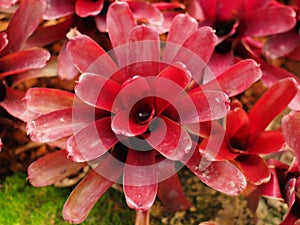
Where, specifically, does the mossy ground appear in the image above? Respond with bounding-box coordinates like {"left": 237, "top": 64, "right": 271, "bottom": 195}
{"left": 0, "top": 170, "right": 288, "bottom": 225}
{"left": 0, "top": 172, "right": 135, "bottom": 225}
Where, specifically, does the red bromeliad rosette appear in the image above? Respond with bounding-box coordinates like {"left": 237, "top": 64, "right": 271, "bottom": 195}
{"left": 67, "top": 34, "right": 231, "bottom": 214}
{"left": 26, "top": 2, "right": 263, "bottom": 224}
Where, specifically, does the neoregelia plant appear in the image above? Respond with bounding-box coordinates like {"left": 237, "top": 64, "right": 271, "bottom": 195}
{"left": 0, "top": 0, "right": 299, "bottom": 224}
{"left": 0, "top": 0, "right": 51, "bottom": 123}
{"left": 24, "top": 2, "right": 264, "bottom": 224}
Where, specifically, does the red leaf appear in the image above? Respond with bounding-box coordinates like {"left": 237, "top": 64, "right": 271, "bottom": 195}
{"left": 124, "top": 149, "right": 157, "bottom": 210}
{"left": 67, "top": 117, "right": 119, "bottom": 162}
{"left": 28, "top": 150, "right": 86, "bottom": 187}
{"left": 248, "top": 78, "right": 298, "bottom": 133}
{"left": 25, "top": 88, "right": 74, "bottom": 114}
{"left": 75, "top": 0, "right": 104, "bottom": 17}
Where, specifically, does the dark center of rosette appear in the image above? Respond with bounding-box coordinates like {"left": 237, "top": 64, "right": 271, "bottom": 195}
{"left": 0, "top": 81, "right": 6, "bottom": 102}
{"left": 213, "top": 20, "right": 236, "bottom": 37}
{"left": 130, "top": 98, "right": 155, "bottom": 124}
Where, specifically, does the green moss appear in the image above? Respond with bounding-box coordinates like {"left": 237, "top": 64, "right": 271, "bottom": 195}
{"left": 0, "top": 172, "right": 134, "bottom": 225}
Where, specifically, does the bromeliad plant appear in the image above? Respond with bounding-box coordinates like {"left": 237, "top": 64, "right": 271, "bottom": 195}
{"left": 0, "top": 0, "right": 51, "bottom": 122}
{"left": 25, "top": 2, "right": 265, "bottom": 224}
{"left": 0, "top": 0, "right": 300, "bottom": 225}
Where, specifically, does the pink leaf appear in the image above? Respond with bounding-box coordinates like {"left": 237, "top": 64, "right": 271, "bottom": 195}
{"left": 248, "top": 78, "right": 298, "bottom": 133}
{"left": 263, "top": 30, "right": 300, "bottom": 59}
{"left": 248, "top": 131, "right": 285, "bottom": 154}
{"left": 67, "top": 117, "right": 119, "bottom": 162}
{"left": 0, "top": 32, "right": 8, "bottom": 51}
{"left": 199, "top": 134, "right": 237, "bottom": 160}
{"left": 107, "top": 1, "right": 136, "bottom": 48}
{"left": 63, "top": 152, "right": 123, "bottom": 224}
{"left": 10, "top": 57, "right": 57, "bottom": 86}
{"left": 2, "top": 0, "right": 46, "bottom": 54}
{"left": 75, "top": 0, "right": 104, "bottom": 17}
{"left": 206, "top": 51, "right": 233, "bottom": 77}
{"left": 235, "top": 155, "right": 270, "bottom": 185}
{"left": 27, "top": 108, "right": 74, "bottom": 143}
{"left": 25, "top": 88, "right": 74, "bottom": 114}
{"left": 174, "top": 90, "right": 229, "bottom": 124}
{"left": 111, "top": 111, "right": 149, "bottom": 137}
{"left": 127, "top": 1, "right": 163, "bottom": 25}
{"left": 75, "top": 73, "right": 122, "bottom": 112}
{"left": 0, "top": 86, "right": 37, "bottom": 122}
{"left": 157, "top": 160, "right": 192, "bottom": 211}
{"left": 25, "top": 17, "right": 73, "bottom": 48}
{"left": 152, "top": 62, "right": 191, "bottom": 115}
{"left": 0, "top": 48, "right": 50, "bottom": 78}
{"left": 282, "top": 111, "right": 300, "bottom": 171}
{"left": 0, "top": 0, "right": 17, "bottom": 8}
{"left": 202, "top": 59, "right": 262, "bottom": 97}
{"left": 163, "top": 14, "right": 198, "bottom": 63}
{"left": 119, "top": 76, "right": 151, "bottom": 111}
{"left": 238, "top": 6, "right": 296, "bottom": 37}
{"left": 66, "top": 34, "right": 106, "bottom": 73}
{"left": 127, "top": 25, "right": 160, "bottom": 77}
{"left": 146, "top": 116, "right": 192, "bottom": 161}
{"left": 28, "top": 150, "right": 86, "bottom": 187}
{"left": 173, "top": 26, "right": 218, "bottom": 65}
{"left": 43, "top": 0, "right": 74, "bottom": 20}
{"left": 226, "top": 107, "right": 250, "bottom": 140}
{"left": 124, "top": 149, "right": 157, "bottom": 210}
{"left": 185, "top": 150, "right": 247, "bottom": 196}
{"left": 58, "top": 42, "right": 79, "bottom": 80}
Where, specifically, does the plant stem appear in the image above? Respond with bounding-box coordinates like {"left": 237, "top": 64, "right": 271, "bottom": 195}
{"left": 135, "top": 210, "right": 150, "bottom": 225}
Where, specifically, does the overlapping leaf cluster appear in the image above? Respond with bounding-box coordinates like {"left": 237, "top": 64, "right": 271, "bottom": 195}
{"left": 1, "top": 0, "right": 300, "bottom": 224}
